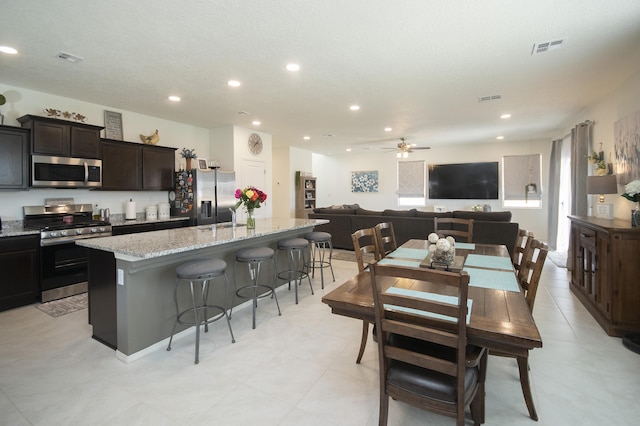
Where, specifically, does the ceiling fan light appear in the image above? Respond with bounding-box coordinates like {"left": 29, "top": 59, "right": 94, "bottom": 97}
{"left": 396, "top": 151, "right": 401, "bottom": 158}
{"left": 402, "top": 151, "right": 408, "bottom": 158}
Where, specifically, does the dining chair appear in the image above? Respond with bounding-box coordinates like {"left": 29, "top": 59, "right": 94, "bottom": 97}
{"left": 491, "top": 238, "right": 548, "bottom": 420}
{"left": 351, "top": 228, "right": 381, "bottom": 363}
{"left": 512, "top": 229, "right": 534, "bottom": 273}
{"left": 374, "top": 222, "right": 397, "bottom": 259}
{"left": 433, "top": 217, "right": 474, "bottom": 242}
{"left": 369, "top": 261, "right": 487, "bottom": 426}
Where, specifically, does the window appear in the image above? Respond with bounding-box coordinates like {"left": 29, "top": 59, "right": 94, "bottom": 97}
{"left": 502, "top": 154, "right": 542, "bottom": 208}
{"left": 397, "top": 160, "right": 426, "bottom": 206}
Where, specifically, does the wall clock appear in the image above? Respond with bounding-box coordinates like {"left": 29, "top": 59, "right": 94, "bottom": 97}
{"left": 248, "top": 133, "right": 263, "bottom": 155}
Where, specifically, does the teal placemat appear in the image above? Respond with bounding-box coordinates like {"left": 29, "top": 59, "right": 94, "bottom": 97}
{"left": 385, "top": 287, "right": 472, "bottom": 324}
{"left": 463, "top": 267, "right": 520, "bottom": 292}
{"left": 455, "top": 242, "right": 476, "bottom": 250}
{"left": 387, "top": 247, "right": 429, "bottom": 260}
{"left": 378, "top": 258, "right": 422, "bottom": 268}
{"left": 464, "top": 254, "right": 513, "bottom": 271}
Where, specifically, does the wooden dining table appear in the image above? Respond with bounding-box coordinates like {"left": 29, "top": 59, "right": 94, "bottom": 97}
{"left": 322, "top": 239, "right": 542, "bottom": 357}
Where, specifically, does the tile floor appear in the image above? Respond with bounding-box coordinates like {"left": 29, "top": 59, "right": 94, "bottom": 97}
{"left": 0, "top": 253, "right": 639, "bottom": 425}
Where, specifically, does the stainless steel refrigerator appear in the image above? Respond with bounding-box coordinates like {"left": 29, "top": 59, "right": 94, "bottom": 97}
{"left": 170, "top": 168, "right": 236, "bottom": 225}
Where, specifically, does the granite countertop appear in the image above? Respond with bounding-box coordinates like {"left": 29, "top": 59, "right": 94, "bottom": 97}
{"left": 76, "top": 217, "right": 328, "bottom": 260}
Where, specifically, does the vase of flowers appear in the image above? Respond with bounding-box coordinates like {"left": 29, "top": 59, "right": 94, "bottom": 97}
{"left": 621, "top": 179, "right": 640, "bottom": 227}
{"left": 234, "top": 186, "right": 267, "bottom": 229}
{"left": 180, "top": 148, "right": 197, "bottom": 170}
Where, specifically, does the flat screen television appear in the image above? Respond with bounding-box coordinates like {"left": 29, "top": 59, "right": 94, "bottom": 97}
{"left": 428, "top": 162, "right": 499, "bottom": 200}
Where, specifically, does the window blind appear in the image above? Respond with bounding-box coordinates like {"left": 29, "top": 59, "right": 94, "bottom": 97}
{"left": 397, "top": 161, "right": 426, "bottom": 197}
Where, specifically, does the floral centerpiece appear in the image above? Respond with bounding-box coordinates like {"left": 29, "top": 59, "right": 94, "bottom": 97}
{"left": 234, "top": 186, "right": 267, "bottom": 229}
{"left": 622, "top": 180, "right": 640, "bottom": 227}
{"left": 180, "top": 148, "right": 197, "bottom": 169}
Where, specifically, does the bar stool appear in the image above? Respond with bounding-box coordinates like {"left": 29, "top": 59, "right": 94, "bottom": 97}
{"left": 232, "top": 246, "right": 281, "bottom": 329}
{"left": 277, "top": 237, "right": 313, "bottom": 304}
{"left": 167, "top": 258, "right": 235, "bottom": 364}
{"left": 304, "top": 231, "right": 335, "bottom": 289}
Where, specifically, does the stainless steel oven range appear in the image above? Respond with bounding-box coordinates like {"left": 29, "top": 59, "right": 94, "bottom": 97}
{"left": 24, "top": 198, "right": 112, "bottom": 302}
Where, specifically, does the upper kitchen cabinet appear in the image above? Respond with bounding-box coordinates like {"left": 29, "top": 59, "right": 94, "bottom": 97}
{"left": 17, "top": 114, "right": 103, "bottom": 158}
{"left": 101, "top": 139, "right": 143, "bottom": 190}
{"left": 100, "top": 139, "right": 176, "bottom": 191}
{"left": 143, "top": 144, "right": 176, "bottom": 190}
{"left": 0, "top": 125, "right": 30, "bottom": 190}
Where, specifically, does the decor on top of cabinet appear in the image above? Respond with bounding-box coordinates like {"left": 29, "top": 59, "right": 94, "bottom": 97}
{"left": 140, "top": 129, "right": 159, "bottom": 145}
{"left": 104, "top": 110, "right": 123, "bottom": 140}
{"left": 621, "top": 179, "right": 640, "bottom": 227}
{"left": 42, "top": 108, "right": 87, "bottom": 122}
{"left": 180, "top": 147, "right": 197, "bottom": 170}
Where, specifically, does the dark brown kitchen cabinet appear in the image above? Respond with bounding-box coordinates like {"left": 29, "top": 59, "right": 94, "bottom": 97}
{"left": 0, "top": 126, "right": 29, "bottom": 190}
{"left": 142, "top": 145, "right": 175, "bottom": 190}
{"left": 101, "top": 139, "right": 143, "bottom": 190}
{"left": 0, "top": 235, "right": 39, "bottom": 312}
{"left": 17, "top": 115, "right": 103, "bottom": 158}
{"left": 100, "top": 138, "right": 176, "bottom": 191}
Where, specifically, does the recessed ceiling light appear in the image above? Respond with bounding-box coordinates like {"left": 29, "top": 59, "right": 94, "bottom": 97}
{"left": 168, "top": 95, "right": 181, "bottom": 102}
{"left": 0, "top": 46, "right": 18, "bottom": 54}
{"left": 350, "top": 105, "right": 360, "bottom": 111}
{"left": 496, "top": 136, "right": 505, "bottom": 140}
{"left": 500, "top": 114, "right": 511, "bottom": 119}
{"left": 346, "top": 148, "right": 352, "bottom": 152}
{"left": 252, "top": 120, "right": 261, "bottom": 125}
{"left": 303, "top": 136, "right": 310, "bottom": 140}
{"left": 384, "top": 127, "right": 392, "bottom": 132}
{"left": 285, "top": 63, "right": 300, "bottom": 71}
{"left": 228, "top": 80, "right": 241, "bottom": 87}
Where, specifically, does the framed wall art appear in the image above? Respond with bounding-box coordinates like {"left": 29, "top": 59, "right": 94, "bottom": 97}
{"left": 614, "top": 108, "right": 640, "bottom": 184}
{"left": 351, "top": 170, "right": 379, "bottom": 192}
{"left": 104, "top": 110, "right": 123, "bottom": 140}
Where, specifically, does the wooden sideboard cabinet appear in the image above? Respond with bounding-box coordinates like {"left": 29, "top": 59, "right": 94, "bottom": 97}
{"left": 568, "top": 215, "right": 640, "bottom": 336}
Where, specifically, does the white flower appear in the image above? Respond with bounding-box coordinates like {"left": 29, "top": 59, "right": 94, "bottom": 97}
{"left": 624, "top": 180, "right": 640, "bottom": 197}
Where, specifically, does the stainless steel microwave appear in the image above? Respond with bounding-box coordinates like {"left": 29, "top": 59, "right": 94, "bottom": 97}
{"left": 31, "top": 155, "right": 102, "bottom": 188}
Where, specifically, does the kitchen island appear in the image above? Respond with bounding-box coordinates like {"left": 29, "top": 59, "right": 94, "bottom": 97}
{"left": 77, "top": 217, "right": 327, "bottom": 362}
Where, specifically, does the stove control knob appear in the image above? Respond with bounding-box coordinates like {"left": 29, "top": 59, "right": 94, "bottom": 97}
{"left": 90, "top": 228, "right": 98, "bottom": 233}
{"left": 76, "top": 229, "right": 84, "bottom": 235}
{"left": 60, "top": 230, "right": 68, "bottom": 236}
{"left": 50, "top": 232, "right": 58, "bottom": 237}
{"left": 99, "top": 227, "right": 106, "bottom": 232}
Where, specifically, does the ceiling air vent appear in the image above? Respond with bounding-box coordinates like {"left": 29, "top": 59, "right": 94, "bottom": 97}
{"left": 57, "top": 51, "right": 84, "bottom": 63}
{"left": 532, "top": 38, "right": 565, "bottom": 55}
{"left": 478, "top": 95, "right": 502, "bottom": 103}
{"left": 236, "top": 111, "right": 249, "bottom": 115}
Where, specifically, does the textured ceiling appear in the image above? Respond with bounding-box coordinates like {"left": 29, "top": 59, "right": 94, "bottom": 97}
{"left": 2, "top": 0, "right": 640, "bottom": 154}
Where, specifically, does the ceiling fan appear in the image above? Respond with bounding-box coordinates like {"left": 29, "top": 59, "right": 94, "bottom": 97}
{"left": 385, "top": 137, "right": 430, "bottom": 158}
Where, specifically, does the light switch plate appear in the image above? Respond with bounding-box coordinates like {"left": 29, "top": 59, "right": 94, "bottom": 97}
{"left": 117, "top": 268, "right": 124, "bottom": 285}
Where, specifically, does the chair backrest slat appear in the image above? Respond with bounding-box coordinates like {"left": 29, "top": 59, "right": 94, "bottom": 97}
{"left": 433, "top": 217, "right": 474, "bottom": 243}
{"left": 374, "top": 222, "right": 398, "bottom": 259}
{"left": 351, "top": 228, "right": 380, "bottom": 272}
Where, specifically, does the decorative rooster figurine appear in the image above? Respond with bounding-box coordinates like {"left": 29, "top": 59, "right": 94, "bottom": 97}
{"left": 140, "top": 129, "right": 159, "bottom": 145}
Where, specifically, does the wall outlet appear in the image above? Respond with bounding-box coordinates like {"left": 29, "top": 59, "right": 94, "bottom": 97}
{"left": 117, "top": 268, "right": 124, "bottom": 285}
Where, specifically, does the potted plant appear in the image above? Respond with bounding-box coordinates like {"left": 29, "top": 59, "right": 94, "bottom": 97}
{"left": 180, "top": 147, "right": 197, "bottom": 170}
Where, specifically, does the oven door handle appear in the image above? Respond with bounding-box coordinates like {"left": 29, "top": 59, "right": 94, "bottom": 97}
{"left": 84, "top": 161, "right": 89, "bottom": 185}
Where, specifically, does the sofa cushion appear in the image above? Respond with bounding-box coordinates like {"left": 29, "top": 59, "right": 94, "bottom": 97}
{"left": 383, "top": 209, "right": 417, "bottom": 217}
{"left": 356, "top": 207, "right": 384, "bottom": 215}
{"left": 313, "top": 207, "right": 357, "bottom": 215}
{"left": 453, "top": 211, "right": 512, "bottom": 222}
{"left": 416, "top": 211, "right": 453, "bottom": 219}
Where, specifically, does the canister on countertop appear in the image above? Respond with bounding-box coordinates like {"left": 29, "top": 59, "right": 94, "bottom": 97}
{"left": 145, "top": 205, "right": 158, "bottom": 220}
{"left": 158, "top": 203, "right": 170, "bottom": 219}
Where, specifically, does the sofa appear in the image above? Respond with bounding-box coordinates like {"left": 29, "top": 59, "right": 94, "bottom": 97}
{"left": 308, "top": 206, "right": 519, "bottom": 257}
